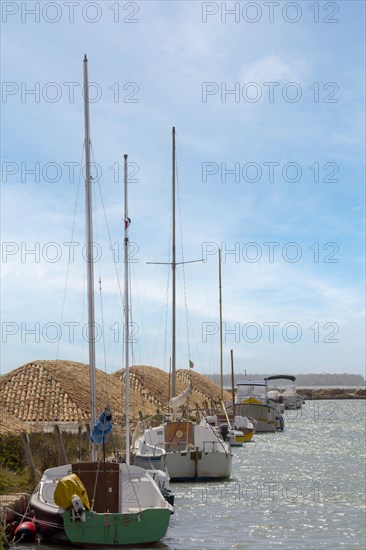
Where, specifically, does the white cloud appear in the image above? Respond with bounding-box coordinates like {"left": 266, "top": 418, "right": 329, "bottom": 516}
{"left": 1, "top": 2, "right": 364, "bottom": 377}
{"left": 240, "top": 54, "right": 307, "bottom": 83}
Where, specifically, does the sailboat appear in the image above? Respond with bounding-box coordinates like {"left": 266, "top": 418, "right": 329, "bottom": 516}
{"left": 201, "top": 255, "right": 255, "bottom": 447}
{"left": 132, "top": 128, "right": 232, "bottom": 481}
{"left": 29, "top": 56, "right": 173, "bottom": 546}
{"left": 225, "top": 349, "right": 255, "bottom": 443}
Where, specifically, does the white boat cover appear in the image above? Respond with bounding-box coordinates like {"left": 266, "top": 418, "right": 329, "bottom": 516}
{"left": 168, "top": 387, "right": 192, "bottom": 410}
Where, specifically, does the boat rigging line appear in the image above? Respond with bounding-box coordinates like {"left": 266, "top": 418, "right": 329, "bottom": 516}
{"left": 55, "top": 145, "right": 84, "bottom": 366}
{"left": 147, "top": 127, "right": 204, "bottom": 397}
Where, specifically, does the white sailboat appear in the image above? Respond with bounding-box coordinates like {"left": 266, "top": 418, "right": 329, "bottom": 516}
{"left": 132, "top": 127, "right": 232, "bottom": 481}
{"left": 201, "top": 253, "right": 255, "bottom": 446}
{"left": 29, "top": 56, "right": 172, "bottom": 546}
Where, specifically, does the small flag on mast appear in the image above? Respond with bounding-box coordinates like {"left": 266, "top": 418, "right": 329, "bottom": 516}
{"left": 189, "top": 360, "right": 194, "bottom": 369}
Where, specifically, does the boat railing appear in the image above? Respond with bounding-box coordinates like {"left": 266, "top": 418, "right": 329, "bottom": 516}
{"left": 132, "top": 414, "right": 166, "bottom": 442}
{"left": 202, "top": 440, "right": 228, "bottom": 453}
{"left": 151, "top": 443, "right": 166, "bottom": 455}
{"left": 160, "top": 438, "right": 229, "bottom": 454}
{"left": 164, "top": 440, "right": 191, "bottom": 453}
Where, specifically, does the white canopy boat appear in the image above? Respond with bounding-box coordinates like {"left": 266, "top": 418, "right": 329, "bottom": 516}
{"left": 266, "top": 375, "right": 305, "bottom": 410}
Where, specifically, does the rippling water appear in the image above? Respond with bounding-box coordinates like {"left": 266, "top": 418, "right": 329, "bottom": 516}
{"left": 14, "top": 400, "right": 366, "bottom": 549}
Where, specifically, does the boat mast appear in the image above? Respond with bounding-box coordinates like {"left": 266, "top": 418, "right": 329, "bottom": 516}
{"left": 219, "top": 248, "right": 223, "bottom": 401}
{"left": 172, "top": 127, "right": 176, "bottom": 398}
{"left": 230, "top": 349, "right": 236, "bottom": 417}
{"left": 147, "top": 127, "right": 202, "bottom": 398}
{"left": 83, "top": 55, "right": 97, "bottom": 460}
{"left": 123, "top": 154, "right": 130, "bottom": 465}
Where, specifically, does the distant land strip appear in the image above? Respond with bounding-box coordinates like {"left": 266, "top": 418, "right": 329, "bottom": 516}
{"left": 208, "top": 372, "right": 365, "bottom": 387}
{"left": 296, "top": 388, "right": 365, "bottom": 400}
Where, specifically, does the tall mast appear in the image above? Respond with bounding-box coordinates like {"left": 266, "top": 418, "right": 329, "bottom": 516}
{"left": 123, "top": 154, "right": 130, "bottom": 465}
{"left": 83, "top": 55, "right": 97, "bottom": 460}
{"left": 230, "top": 349, "right": 236, "bottom": 417}
{"left": 219, "top": 248, "right": 223, "bottom": 400}
{"left": 172, "top": 127, "right": 176, "bottom": 398}
{"left": 147, "top": 127, "right": 202, "bottom": 398}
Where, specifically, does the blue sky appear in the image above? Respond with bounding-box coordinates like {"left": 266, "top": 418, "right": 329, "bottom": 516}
{"left": 1, "top": 1, "right": 365, "bottom": 378}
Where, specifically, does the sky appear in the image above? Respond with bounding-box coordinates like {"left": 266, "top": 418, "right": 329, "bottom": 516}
{"left": 1, "top": 0, "right": 365, "bottom": 379}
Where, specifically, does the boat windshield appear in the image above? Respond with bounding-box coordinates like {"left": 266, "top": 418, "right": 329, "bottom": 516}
{"left": 266, "top": 377, "right": 296, "bottom": 394}
{"left": 236, "top": 383, "right": 267, "bottom": 401}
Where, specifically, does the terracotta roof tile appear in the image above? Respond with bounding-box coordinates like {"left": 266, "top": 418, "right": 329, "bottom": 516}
{"left": 1, "top": 360, "right": 229, "bottom": 431}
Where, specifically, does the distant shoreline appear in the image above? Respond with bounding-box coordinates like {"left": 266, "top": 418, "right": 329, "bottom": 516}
{"left": 297, "top": 387, "right": 365, "bottom": 400}
{"left": 297, "top": 385, "right": 365, "bottom": 390}
{"left": 209, "top": 373, "right": 365, "bottom": 388}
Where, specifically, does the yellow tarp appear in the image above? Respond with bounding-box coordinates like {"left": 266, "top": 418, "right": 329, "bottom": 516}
{"left": 54, "top": 473, "right": 90, "bottom": 510}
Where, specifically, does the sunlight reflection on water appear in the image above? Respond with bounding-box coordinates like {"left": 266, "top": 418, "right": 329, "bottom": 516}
{"left": 13, "top": 400, "right": 366, "bottom": 550}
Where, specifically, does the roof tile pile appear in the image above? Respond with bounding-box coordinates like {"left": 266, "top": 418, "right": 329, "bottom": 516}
{"left": 1, "top": 360, "right": 229, "bottom": 433}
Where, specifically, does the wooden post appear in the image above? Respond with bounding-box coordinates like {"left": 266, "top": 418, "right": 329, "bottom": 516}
{"left": 21, "top": 432, "right": 37, "bottom": 482}
{"left": 54, "top": 424, "right": 68, "bottom": 463}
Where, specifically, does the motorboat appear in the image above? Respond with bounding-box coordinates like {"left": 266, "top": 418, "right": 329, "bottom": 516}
{"left": 266, "top": 375, "right": 305, "bottom": 410}
{"left": 201, "top": 414, "right": 246, "bottom": 447}
{"left": 235, "top": 381, "right": 284, "bottom": 432}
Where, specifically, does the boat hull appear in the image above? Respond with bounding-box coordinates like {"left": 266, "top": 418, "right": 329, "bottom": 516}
{"left": 229, "top": 432, "right": 245, "bottom": 446}
{"left": 133, "top": 420, "right": 232, "bottom": 481}
{"left": 166, "top": 450, "right": 232, "bottom": 481}
{"left": 30, "top": 462, "right": 173, "bottom": 545}
{"left": 62, "top": 508, "right": 171, "bottom": 547}
{"left": 242, "top": 430, "right": 254, "bottom": 442}
{"left": 235, "top": 403, "right": 282, "bottom": 433}
{"left": 133, "top": 454, "right": 165, "bottom": 470}
{"left": 30, "top": 498, "right": 69, "bottom": 544}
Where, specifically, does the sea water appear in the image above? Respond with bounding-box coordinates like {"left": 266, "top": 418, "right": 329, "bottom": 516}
{"left": 13, "top": 400, "right": 366, "bottom": 549}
